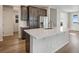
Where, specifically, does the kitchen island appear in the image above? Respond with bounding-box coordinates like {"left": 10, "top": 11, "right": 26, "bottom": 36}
{"left": 24, "top": 28, "right": 69, "bottom": 53}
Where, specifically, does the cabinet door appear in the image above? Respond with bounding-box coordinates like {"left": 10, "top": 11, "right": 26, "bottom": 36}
{"left": 29, "top": 7, "right": 39, "bottom": 28}
{"left": 37, "top": 8, "right": 41, "bottom": 16}
{"left": 41, "top": 9, "right": 46, "bottom": 16}
{"left": 29, "top": 7, "right": 34, "bottom": 28}
{"left": 29, "top": 16, "right": 34, "bottom": 28}
{"left": 21, "top": 6, "right": 27, "bottom": 21}
{"left": 38, "top": 9, "right": 46, "bottom": 16}
{"left": 28, "top": 6, "right": 47, "bottom": 28}
{"left": 42, "top": 10, "right": 47, "bottom": 16}
{"left": 33, "top": 16, "right": 39, "bottom": 28}
{"left": 33, "top": 8, "right": 38, "bottom": 28}
{"left": 39, "top": 9, "right": 43, "bottom": 16}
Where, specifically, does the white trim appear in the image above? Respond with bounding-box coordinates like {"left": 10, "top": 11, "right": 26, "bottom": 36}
{"left": 0, "top": 37, "right": 3, "bottom": 41}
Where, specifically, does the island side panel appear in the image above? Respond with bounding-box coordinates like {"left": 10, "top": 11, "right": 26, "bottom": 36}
{"left": 30, "top": 32, "right": 69, "bottom": 53}
{"left": 30, "top": 36, "right": 34, "bottom": 53}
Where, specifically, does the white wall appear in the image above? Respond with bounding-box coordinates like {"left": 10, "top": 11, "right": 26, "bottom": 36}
{"left": 60, "top": 11, "right": 68, "bottom": 31}
{"left": 0, "top": 6, "right": 3, "bottom": 41}
{"left": 13, "top": 6, "right": 20, "bottom": 38}
{"left": 69, "top": 12, "right": 79, "bottom": 31}
{"left": 47, "top": 8, "right": 63, "bottom": 31}
{"left": 57, "top": 9, "right": 61, "bottom": 31}
{"left": 13, "top": 11, "right": 19, "bottom": 32}
{"left": 50, "top": 8, "right": 57, "bottom": 28}
{"left": 13, "top": 6, "right": 28, "bottom": 38}
{"left": 47, "top": 7, "right": 57, "bottom": 28}
{"left": 3, "top": 6, "right": 14, "bottom": 36}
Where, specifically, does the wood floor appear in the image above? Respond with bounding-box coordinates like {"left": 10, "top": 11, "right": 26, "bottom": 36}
{"left": 56, "top": 31, "right": 79, "bottom": 53}
{"left": 0, "top": 33, "right": 26, "bottom": 53}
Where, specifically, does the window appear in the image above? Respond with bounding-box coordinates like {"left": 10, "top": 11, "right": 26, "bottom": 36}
{"left": 72, "top": 15, "right": 79, "bottom": 23}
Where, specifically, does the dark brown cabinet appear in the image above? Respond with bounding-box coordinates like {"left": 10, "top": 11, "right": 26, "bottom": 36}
{"left": 21, "top": 6, "right": 27, "bottom": 21}
{"left": 27, "top": 6, "right": 47, "bottom": 29}
{"left": 21, "top": 27, "right": 30, "bottom": 39}
{"left": 21, "top": 6, "right": 47, "bottom": 28}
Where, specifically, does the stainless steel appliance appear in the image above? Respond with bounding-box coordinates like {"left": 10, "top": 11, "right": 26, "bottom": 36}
{"left": 40, "top": 16, "right": 49, "bottom": 29}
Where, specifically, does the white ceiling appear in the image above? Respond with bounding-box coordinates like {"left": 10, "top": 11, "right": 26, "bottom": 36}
{"left": 33, "top": 5, "right": 79, "bottom": 12}
{"left": 51, "top": 5, "right": 79, "bottom": 12}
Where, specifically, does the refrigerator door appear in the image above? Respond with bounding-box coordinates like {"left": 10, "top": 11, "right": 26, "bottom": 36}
{"left": 43, "top": 17, "right": 49, "bottom": 29}
{"left": 39, "top": 16, "right": 44, "bottom": 28}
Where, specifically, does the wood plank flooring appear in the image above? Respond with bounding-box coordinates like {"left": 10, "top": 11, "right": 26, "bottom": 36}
{"left": 56, "top": 31, "right": 79, "bottom": 53}
{"left": 0, "top": 33, "right": 26, "bottom": 53}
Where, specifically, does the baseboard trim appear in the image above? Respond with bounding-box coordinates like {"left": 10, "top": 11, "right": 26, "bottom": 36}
{"left": 0, "top": 37, "right": 3, "bottom": 41}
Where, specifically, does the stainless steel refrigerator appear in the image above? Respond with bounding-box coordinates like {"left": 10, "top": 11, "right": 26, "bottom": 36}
{"left": 40, "top": 16, "right": 49, "bottom": 29}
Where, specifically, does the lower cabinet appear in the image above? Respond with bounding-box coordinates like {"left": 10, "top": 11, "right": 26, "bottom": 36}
{"left": 25, "top": 34, "right": 30, "bottom": 53}
{"left": 20, "top": 27, "right": 30, "bottom": 52}
{"left": 21, "top": 27, "right": 29, "bottom": 39}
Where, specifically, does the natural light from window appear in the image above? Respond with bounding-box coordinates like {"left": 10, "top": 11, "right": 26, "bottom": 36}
{"left": 72, "top": 15, "right": 79, "bottom": 23}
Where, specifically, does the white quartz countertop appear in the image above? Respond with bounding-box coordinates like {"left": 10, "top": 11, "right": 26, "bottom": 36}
{"left": 24, "top": 28, "right": 65, "bottom": 39}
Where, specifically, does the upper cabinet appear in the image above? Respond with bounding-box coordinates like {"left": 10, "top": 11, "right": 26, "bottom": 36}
{"left": 38, "top": 8, "right": 47, "bottom": 16}
{"left": 21, "top": 6, "right": 27, "bottom": 21}
{"left": 21, "top": 6, "right": 47, "bottom": 28}
{"left": 27, "top": 6, "right": 47, "bottom": 28}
